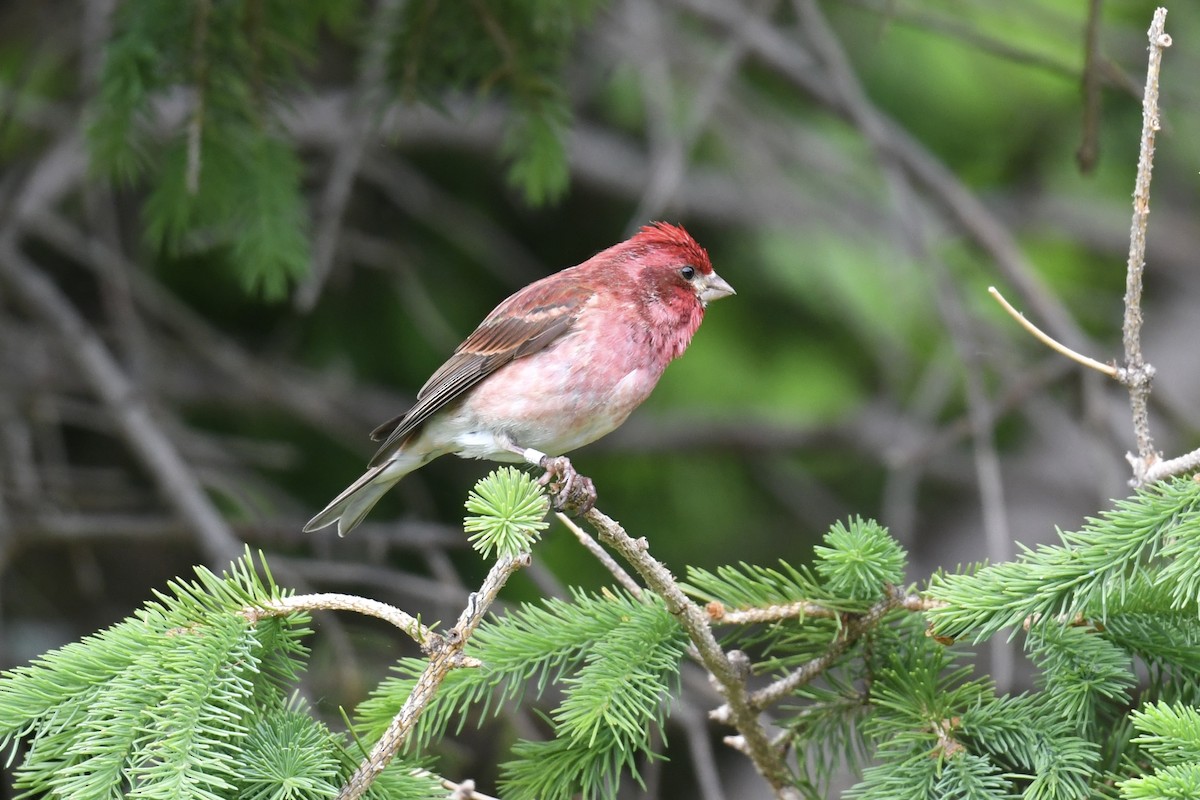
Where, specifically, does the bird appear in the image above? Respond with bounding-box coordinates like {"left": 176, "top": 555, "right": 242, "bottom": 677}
{"left": 304, "top": 221, "right": 735, "bottom": 536}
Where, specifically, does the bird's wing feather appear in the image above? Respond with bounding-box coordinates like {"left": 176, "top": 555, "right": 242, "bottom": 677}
{"left": 367, "top": 280, "right": 591, "bottom": 466}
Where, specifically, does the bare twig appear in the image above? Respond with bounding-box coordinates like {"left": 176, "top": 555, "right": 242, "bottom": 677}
{"left": 243, "top": 592, "right": 434, "bottom": 648}
{"left": 987, "top": 286, "right": 1117, "bottom": 377}
{"left": 706, "top": 599, "right": 839, "bottom": 625}
{"left": 554, "top": 511, "right": 643, "bottom": 596}
{"left": 335, "top": 553, "right": 529, "bottom": 800}
{"left": 1122, "top": 7, "right": 1170, "bottom": 481}
{"left": 744, "top": 586, "right": 902, "bottom": 713}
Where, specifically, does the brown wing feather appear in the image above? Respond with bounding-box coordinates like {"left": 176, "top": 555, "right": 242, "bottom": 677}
{"left": 367, "top": 280, "right": 590, "bottom": 467}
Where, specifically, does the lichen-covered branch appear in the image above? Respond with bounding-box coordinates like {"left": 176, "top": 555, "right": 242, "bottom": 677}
{"left": 1122, "top": 7, "right": 1170, "bottom": 480}
{"left": 243, "top": 592, "right": 434, "bottom": 648}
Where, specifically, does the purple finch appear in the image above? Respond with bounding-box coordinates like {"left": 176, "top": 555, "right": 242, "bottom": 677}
{"left": 304, "top": 222, "right": 734, "bottom": 536}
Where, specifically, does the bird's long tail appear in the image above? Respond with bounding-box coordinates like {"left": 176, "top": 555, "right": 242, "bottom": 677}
{"left": 303, "top": 458, "right": 415, "bottom": 537}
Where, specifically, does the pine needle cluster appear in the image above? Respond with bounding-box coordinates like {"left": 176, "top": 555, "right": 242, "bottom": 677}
{"left": 388, "top": 0, "right": 606, "bottom": 205}
{"left": 84, "top": 0, "right": 601, "bottom": 299}
{"left": 0, "top": 551, "right": 440, "bottom": 800}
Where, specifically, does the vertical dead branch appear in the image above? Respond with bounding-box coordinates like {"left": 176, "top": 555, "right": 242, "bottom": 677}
{"left": 1121, "top": 7, "right": 1170, "bottom": 480}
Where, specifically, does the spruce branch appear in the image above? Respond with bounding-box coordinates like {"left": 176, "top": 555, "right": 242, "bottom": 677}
{"left": 336, "top": 553, "right": 529, "bottom": 800}
{"left": 927, "top": 476, "right": 1200, "bottom": 642}
{"left": 574, "top": 503, "right": 801, "bottom": 800}
{"left": 743, "top": 586, "right": 904, "bottom": 714}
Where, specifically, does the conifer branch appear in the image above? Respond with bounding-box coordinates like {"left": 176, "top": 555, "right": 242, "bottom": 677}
{"left": 577, "top": 505, "right": 802, "bottom": 800}
{"left": 336, "top": 553, "right": 529, "bottom": 800}
{"left": 746, "top": 586, "right": 901, "bottom": 713}
{"left": 244, "top": 593, "right": 434, "bottom": 649}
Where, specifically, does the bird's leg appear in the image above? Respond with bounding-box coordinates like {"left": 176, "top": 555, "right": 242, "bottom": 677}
{"left": 519, "top": 448, "right": 597, "bottom": 515}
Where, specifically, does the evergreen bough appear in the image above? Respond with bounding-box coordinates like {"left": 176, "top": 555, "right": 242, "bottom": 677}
{"left": 85, "top": 0, "right": 603, "bottom": 299}
{"left": 1, "top": 474, "right": 1198, "bottom": 799}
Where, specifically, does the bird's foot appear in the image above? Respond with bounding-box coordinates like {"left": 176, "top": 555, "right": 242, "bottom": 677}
{"left": 537, "top": 455, "right": 597, "bottom": 515}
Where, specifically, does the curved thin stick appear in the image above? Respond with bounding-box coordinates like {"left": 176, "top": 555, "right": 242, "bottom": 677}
{"left": 988, "top": 287, "right": 1117, "bottom": 378}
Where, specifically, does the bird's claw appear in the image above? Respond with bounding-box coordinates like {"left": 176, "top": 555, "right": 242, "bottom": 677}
{"left": 537, "top": 455, "right": 597, "bottom": 515}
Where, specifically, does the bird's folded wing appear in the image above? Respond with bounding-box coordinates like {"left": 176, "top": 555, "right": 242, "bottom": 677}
{"left": 367, "top": 284, "right": 589, "bottom": 466}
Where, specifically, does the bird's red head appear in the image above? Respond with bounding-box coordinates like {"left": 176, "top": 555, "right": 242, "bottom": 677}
{"left": 630, "top": 221, "right": 714, "bottom": 276}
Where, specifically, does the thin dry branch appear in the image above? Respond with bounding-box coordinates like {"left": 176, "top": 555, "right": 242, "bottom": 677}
{"left": 335, "top": 553, "right": 529, "bottom": 800}
{"left": 706, "top": 599, "right": 839, "bottom": 625}
{"left": 554, "top": 511, "right": 643, "bottom": 596}
{"left": 0, "top": 235, "right": 243, "bottom": 566}
{"left": 987, "top": 286, "right": 1117, "bottom": 378}
{"left": 1122, "top": 7, "right": 1170, "bottom": 480}
{"left": 244, "top": 592, "right": 434, "bottom": 648}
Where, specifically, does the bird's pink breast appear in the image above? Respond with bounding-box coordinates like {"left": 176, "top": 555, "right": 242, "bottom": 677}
{"left": 451, "top": 295, "right": 684, "bottom": 456}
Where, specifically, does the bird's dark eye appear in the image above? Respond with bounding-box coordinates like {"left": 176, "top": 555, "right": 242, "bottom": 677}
{"left": 680, "top": 265, "right": 696, "bottom": 280}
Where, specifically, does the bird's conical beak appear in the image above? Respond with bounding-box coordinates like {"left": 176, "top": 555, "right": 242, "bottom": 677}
{"left": 699, "top": 271, "right": 736, "bottom": 307}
